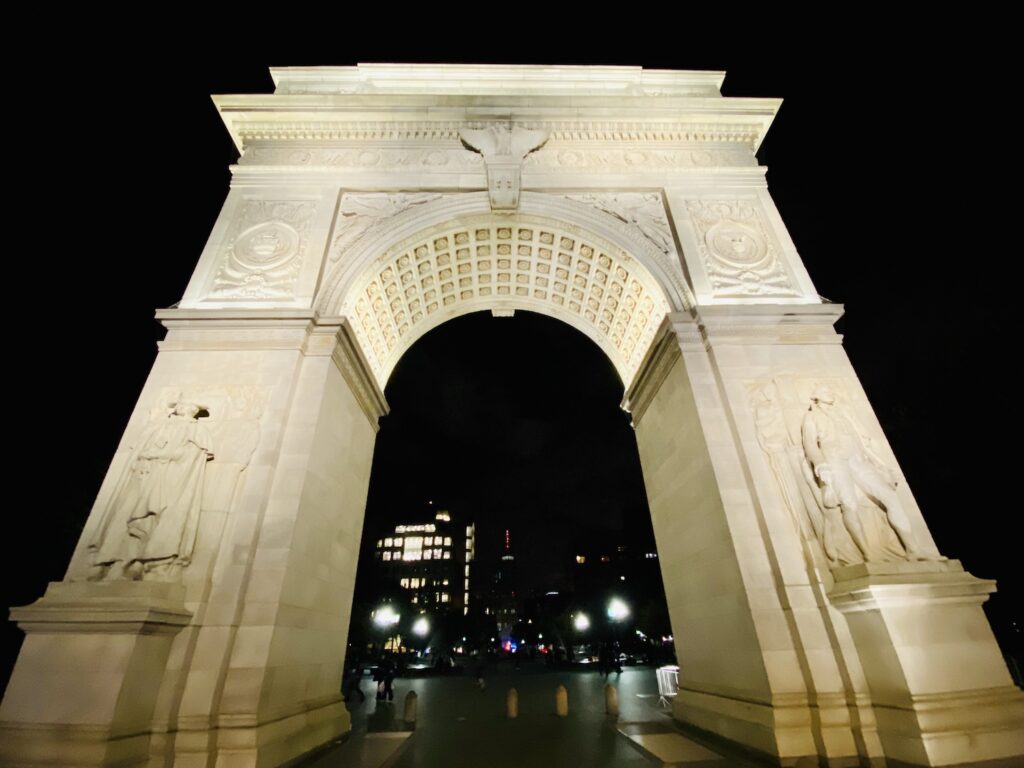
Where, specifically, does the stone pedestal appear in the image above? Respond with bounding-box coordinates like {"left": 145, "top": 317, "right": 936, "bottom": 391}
{"left": 0, "top": 582, "right": 192, "bottom": 767}
{"left": 830, "top": 561, "right": 1024, "bottom": 766}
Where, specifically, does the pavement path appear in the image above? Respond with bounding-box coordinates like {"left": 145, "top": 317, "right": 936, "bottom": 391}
{"left": 302, "top": 665, "right": 765, "bottom": 767}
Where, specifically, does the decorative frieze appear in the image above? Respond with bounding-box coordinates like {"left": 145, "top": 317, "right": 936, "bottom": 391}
{"left": 240, "top": 145, "right": 483, "bottom": 169}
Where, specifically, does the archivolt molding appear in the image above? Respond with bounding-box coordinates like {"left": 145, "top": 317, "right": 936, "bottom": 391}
{"left": 319, "top": 192, "right": 685, "bottom": 391}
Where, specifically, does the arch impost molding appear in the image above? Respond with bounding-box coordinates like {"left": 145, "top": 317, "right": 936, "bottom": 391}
{"left": 624, "top": 304, "right": 845, "bottom": 425}
{"left": 314, "top": 315, "right": 389, "bottom": 429}
{"left": 621, "top": 316, "right": 682, "bottom": 425}
{"left": 154, "top": 308, "right": 387, "bottom": 427}
{"left": 695, "top": 303, "right": 845, "bottom": 346}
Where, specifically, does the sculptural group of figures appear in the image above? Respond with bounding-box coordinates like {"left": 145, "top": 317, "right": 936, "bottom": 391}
{"left": 752, "top": 381, "right": 935, "bottom": 567}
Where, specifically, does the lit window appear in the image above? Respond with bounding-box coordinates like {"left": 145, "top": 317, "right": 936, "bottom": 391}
{"left": 441, "top": 593, "right": 449, "bottom": 603}
{"left": 443, "top": 551, "right": 450, "bottom": 559}
{"left": 466, "top": 526, "right": 472, "bottom": 536}
{"left": 383, "top": 552, "right": 391, "bottom": 561}
{"left": 442, "top": 578, "right": 449, "bottom": 586}
{"left": 424, "top": 550, "right": 433, "bottom": 560}
{"left": 444, "top": 537, "right": 452, "bottom": 547}
{"left": 464, "top": 565, "right": 470, "bottom": 576}
{"left": 394, "top": 538, "right": 403, "bottom": 547}
{"left": 464, "top": 591, "right": 469, "bottom": 604}
{"left": 411, "top": 596, "right": 417, "bottom": 604}
{"left": 385, "top": 538, "right": 393, "bottom": 547}
{"left": 464, "top": 579, "right": 469, "bottom": 590}
{"left": 576, "top": 555, "right": 586, "bottom": 564}
{"left": 377, "top": 539, "right": 383, "bottom": 548}
{"left": 400, "top": 578, "right": 409, "bottom": 588}
{"left": 434, "top": 548, "right": 442, "bottom": 559}
{"left": 425, "top": 537, "right": 434, "bottom": 546}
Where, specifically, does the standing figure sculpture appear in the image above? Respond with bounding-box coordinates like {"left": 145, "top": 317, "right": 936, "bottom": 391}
{"left": 88, "top": 399, "right": 214, "bottom": 580}
{"left": 800, "top": 385, "right": 926, "bottom": 561}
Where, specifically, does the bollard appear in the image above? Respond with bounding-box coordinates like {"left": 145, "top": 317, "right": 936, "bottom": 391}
{"left": 555, "top": 684, "right": 568, "bottom": 717}
{"left": 403, "top": 690, "right": 418, "bottom": 724}
{"left": 604, "top": 683, "right": 619, "bottom": 717}
{"left": 506, "top": 687, "right": 518, "bottom": 719}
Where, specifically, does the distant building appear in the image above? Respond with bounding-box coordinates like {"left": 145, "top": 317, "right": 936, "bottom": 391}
{"left": 490, "top": 528, "right": 519, "bottom": 636}
{"left": 374, "top": 510, "right": 475, "bottom": 615}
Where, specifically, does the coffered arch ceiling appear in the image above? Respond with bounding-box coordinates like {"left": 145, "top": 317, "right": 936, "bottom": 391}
{"left": 325, "top": 196, "right": 686, "bottom": 391}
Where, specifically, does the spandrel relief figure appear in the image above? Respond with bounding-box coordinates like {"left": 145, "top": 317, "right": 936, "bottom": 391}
{"left": 800, "top": 384, "right": 930, "bottom": 561}
{"left": 88, "top": 399, "right": 215, "bottom": 581}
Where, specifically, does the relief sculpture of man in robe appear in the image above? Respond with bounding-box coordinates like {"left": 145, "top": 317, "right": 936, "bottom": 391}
{"left": 800, "top": 384, "right": 928, "bottom": 561}
{"left": 88, "top": 399, "right": 215, "bottom": 580}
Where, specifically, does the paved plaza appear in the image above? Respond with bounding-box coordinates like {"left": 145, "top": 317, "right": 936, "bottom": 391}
{"left": 303, "top": 665, "right": 764, "bottom": 767}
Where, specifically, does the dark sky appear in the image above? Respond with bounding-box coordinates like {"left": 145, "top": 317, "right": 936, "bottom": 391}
{"left": 6, "top": 36, "right": 1019, "bottom": 684}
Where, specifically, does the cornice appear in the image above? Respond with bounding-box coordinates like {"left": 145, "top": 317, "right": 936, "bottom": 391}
{"left": 269, "top": 64, "right": 727, "bottom": 96}
{"left": 214, "top": 112, "right": 779, "bottom": 153}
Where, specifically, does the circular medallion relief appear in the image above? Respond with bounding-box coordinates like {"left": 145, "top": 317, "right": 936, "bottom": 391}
{"left": 234, "top": 222, "right": 300, "bottom": 270}
{"left": 705, "top": 221, "right": 768, "bottom": 268}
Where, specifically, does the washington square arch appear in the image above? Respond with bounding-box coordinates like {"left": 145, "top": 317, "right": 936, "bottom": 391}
{"left": 1, "top": 64, "right": 1022, "bottom": 767}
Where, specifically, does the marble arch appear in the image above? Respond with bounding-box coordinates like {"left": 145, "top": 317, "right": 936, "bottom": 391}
{"left": 1, "top": 65, "right": 1022, "bottom": 768}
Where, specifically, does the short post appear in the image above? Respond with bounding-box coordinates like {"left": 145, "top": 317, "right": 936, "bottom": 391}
{"left": 555, "top": 684, "right": 568, "bottom": 717}
{"left": 403, "top": 690, "right": 418, "bottom": 724}
{"left": 604, "top": 683, "right": 619, "bottom": 717}
{"left": 506, "top": 687, "right": 518, "bottom": 718}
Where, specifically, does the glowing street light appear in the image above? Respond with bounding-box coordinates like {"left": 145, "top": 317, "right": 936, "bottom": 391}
{"left": 372, "top": 605, "right": 400, "bottom": 629}
{"left": 574, "top": 612, "right": 591, "bottom": 631}
{"left": 607, "top": 598, "right": 630, "bottom": 622}
{"left": 412, "top": 616, "right": 430, "bottom": 637}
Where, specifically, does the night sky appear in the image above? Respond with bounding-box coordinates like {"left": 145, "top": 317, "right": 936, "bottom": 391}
{"left": 5, "top": 38, "right": 1019, "bottom": 686}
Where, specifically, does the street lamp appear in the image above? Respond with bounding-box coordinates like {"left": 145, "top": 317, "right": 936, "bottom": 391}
{"left": 574, "top": 612, "right": 591, "bottom": 631}
{"left": 372, "top": 605, "right": 401, "bottom": 629}
{"left": 412, "top": 616, "right": 430, "bottom": 637}
{"left": 606, "top": 598, "right": 630, "bottom": 622}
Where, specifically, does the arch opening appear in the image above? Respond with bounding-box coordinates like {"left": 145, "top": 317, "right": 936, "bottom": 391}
{"left": 345, "top": 310, "right": 675, "bottom": 695}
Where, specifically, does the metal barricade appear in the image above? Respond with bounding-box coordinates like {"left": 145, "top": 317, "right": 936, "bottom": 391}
{"left": 656, "top": 665, "right": 679, "bottom": 707}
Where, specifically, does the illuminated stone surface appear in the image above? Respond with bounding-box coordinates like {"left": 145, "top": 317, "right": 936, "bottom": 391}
{"left": 1, "top": 65, "right": 1021, "bottom": 767}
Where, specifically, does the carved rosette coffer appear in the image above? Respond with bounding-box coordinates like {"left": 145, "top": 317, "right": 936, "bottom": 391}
{"left": 212, "top": 200, "right": 317, "bottom": 298}
{"left": 459, "top": 123, "right": 549, "bottom": 211}
{"left": 686, "top": 200, "right": 798, "bottom": 297}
